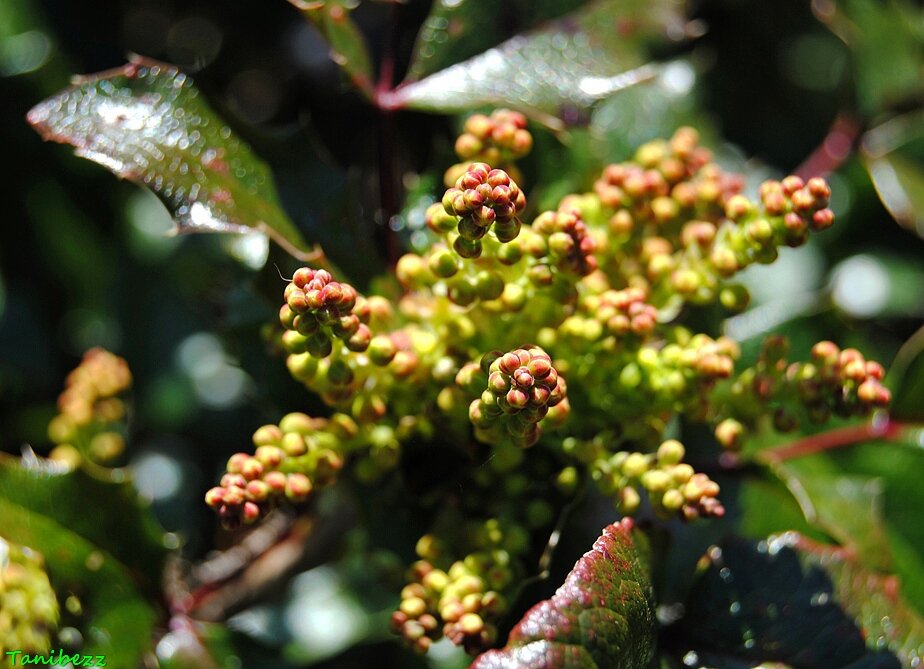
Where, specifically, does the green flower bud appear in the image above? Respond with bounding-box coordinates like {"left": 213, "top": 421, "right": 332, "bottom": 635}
{"left": 662, "top": 488, "right": 684, "bottom": 510}
{"left": 305, "top": 332, "right": 334, "bottom": 358}
{"left": 497, "top": 241, "right": 523, "bottom": 265}
{"left": 426, "top": 202, "right": 459, "bottom": 232}
{"left": 714, "top": 418, "right": 744, "bottom": 450}
{"left": 641, "top": 469, "right": 670, "bottom": 492}
{"left": 368, "top": 335, "right": 397, "bottom": 366}
{"left": 448, "top": 277, "right": 478, "bottom": 305}
{"left": 428, "top": 248, "right": 460, "bottom": 278}
{"left": 453, "top": 236, "right": 483, "bottom": 259}
{"left": 396, "top": 254, "right": 428, "bottom": 288}
{"left": 719, "top": 284, "right": 750, "bottom": 311}
{"left": 474, "top": 271, "right": 505, "bottom": 301}
{"left": 619, "top": 486, "right": 641, "bottom": 514}
{"left": 622, "top": 452, "right": 649, "bottom": 478}
{"left": 500, "top": 283, "right": 527, "bottom": 311}
{"left": 656, "top": 439, "right": 685, "bottom": 465}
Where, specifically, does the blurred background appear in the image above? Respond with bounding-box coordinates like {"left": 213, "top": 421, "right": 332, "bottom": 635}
{"left": 1, "top": 0, "right": 923, "bottom": 666}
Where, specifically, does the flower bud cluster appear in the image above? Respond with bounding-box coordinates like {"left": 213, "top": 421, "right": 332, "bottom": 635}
{"left": 390, "top": 443, "right": 569, "bottom": 654}
{"left": 394, "top": 513, "right": 530, "bottom": 655}
{"left": 591, "top": 332, "right": 739, "bottom": 422}
{"left": 46, "top": 348, "right": 131, "bottom": 465}
{"left": 205, "top": 412, "right": 357, "bottom": 527}
{"left": 588, "top": 439, "right": 724, "bottom": 520}
{"left": 0, "top": 539, "right": 59, "bottom": 654}
{"left": 528, "top": 208, "right": 598, "bottom": 277}
{"left": 445, "top": 109, "right": 532, "bottom": 187}
{"left": 396, "top": 240, "right": 511, "bottom": 309}
{"left": 467, "top": 347, "right": 569, "bottom": 448}
{"left": 393, "top": 548, "right": 510, "bottom": 655}
{"left": 280, "top": 268, "right": 372, "bottom": 359}
{"left": 695, "top": 175, "right": 834, "bottom": 281}
{"left": 560, "top": 287, "right": 657, "bottom": 344}
{"left": 584, "top": 128, "right": 835, "bottom": 310}
{"left": 200, "top": 117, "right": 896, "bottom": 660}
{"left": 441, "top": 163, "right": 526, "bottom": 258}
{"left": 711, "top": 337, "right": 891, "bottom": 449}
{"left": 593, "top": 128, "right": 737, "bottom": 231}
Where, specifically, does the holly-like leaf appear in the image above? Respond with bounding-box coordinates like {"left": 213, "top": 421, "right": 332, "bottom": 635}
{"left": 387, "top": 0, "right": 686, "bottom": 130}
{"left": 406, "top": 0, "right": 591, "bottom": 82}
{"left": 471, "top": 518, "right": 656, "bottom": 669}
{"left": 288, "top": 1, "right": 375, "bottom": 98}
{"left": 0, "top": 458, "right": 166, "bottom": 667}
{"left": 675, "top": 533, "right": 924, "bottom": 668}
{"left": 27, "top": 56, "right": 313, "bottom": 260}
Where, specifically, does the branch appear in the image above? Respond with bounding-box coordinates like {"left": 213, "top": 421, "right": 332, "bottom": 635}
{"left": 757, "top": 413, "right": 906, "bottom": 464}
{"left": 171, "top": 497, "right": 356, "bottom": 622}
{"left": 794, "top": 113, "right": 860, "bottom": 180}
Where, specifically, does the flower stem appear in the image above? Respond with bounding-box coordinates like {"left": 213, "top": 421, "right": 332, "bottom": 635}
{"left": 758, "top": 413, "right": 907, "bottom": 464}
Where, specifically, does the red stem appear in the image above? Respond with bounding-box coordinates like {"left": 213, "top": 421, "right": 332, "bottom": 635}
{"left": 794, "top": 113, "right": 861, "bottom": 180}
{"left": 758, "top": 415, "right": 906, "bottom": 464}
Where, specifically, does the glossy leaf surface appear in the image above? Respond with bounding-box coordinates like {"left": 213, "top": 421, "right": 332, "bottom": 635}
{"left": 390, "top": 0, "right": 685, "bottom": 129}
{"left": 677, "top": 533, "right": 923, "bottom": 668}
{"left": 27, "top": 57, "right": 309, "bottom": 258}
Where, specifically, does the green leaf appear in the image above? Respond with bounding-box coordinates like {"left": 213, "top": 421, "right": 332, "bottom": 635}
{"left": 0, "top": 459, "right": 163, "bottom": 667}
{"left": 676, "top": 533, "right": 924, "bottom": 668}
{"left": 820, "top": 0, "right": 924, "bottom": 115}
{"left": 27, "top": 56, "right": 312, "bottom": 260}
{"left": 862, "top": 111, "right": 924, "bottom": 240}
{"left": 0, "top": 456, "right": 169, "bottom": 586}
{"left": 288, "top": 1, "right": 374, "bottom": 98}
{"left": 470, "top": 518, "right": 655, "bottom": 669}
{"left": 589, "top": 60, "right": 707, "bottom": 162}
{"left": 388, "top": 0, "right": 686, "bottom": 129}
{"left": 406, "top": 0, "right": 590, "bottom": 82}
{"left": 808, "top": 440, "right": 924, "bottom": 614}
{"left": 888, "top": 324, "right": 924, "bottom": 420}
{"left": 771, "top": 460, "right": 891, "bottom": 572}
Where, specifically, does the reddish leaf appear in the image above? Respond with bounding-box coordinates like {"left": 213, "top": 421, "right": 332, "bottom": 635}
{"left": 471, "top": 518, "right": 655, "bottom": 669}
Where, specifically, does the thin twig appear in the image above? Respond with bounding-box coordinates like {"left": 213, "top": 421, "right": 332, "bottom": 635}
{"left": 757, "top": 414, "right": 905, "bottom": 464}
{"left": 794, "top": 113, "right": 860, "bottom": 180}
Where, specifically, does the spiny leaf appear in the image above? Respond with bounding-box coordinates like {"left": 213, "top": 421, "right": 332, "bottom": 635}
{"left": 676, "top": 533, "right": 923, "bottom": 668}
{"left": 27, "top": 56, "right": 313, "bottom": 260}
{"left": 288, "top": 1, "right": 374, "bottom": 98}
{"left": 0, "top": 459, "right": 162, "bottom": 667}
{"left": 388, "top": 0, "right": 687, "bottom": 130}
{"left": 471, "top": 518, "right": 656, "bottom": 669}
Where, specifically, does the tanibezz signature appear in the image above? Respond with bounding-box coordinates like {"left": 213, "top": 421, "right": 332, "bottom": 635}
{"left": 5, "top": 650, "right": 107, "bottom": 667}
